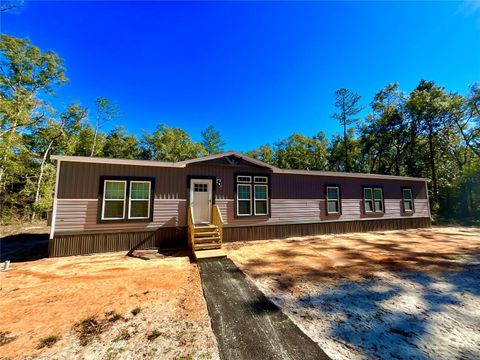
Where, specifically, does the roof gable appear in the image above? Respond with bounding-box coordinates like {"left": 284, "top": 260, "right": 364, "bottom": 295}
{"left": 176, "top": 151, "right": 278, "bottom": 170}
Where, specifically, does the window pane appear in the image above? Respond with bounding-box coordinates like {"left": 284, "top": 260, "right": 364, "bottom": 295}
{"left": 105, "top": 182, "right": 125, "bottom": 199}
{"left": 404, "top": 200, "right": 413, "bottom": 211}
{"left": 328, "top": 200, "right": 339, "bottom": 213}
{"left": 365, "top": 200, "right": 373, "bottom": 212}
{"left": 238, "top": 200, "right": 251, "bottom": 215}
{"left": 374, "top": 188, "right": 383, "bottom": 200}
{"left": 403, "top": 189, "right": 412, "bottom": 200}
{"left": 104, "top": 200, "right": 124, "bottom": 218}
{"left": 255, "top": 185, "right": 267, "bottom": 200}
{"left": 194, "top": 183, "right": 207, "bottom": 192}
{"left": 238, "top": 185, "right": 251, "bottom": 199}
{"left": 327, "top": 187, "right": 339, "bottom": 200}
{"left": 255, "top": 200, "right": 267, "bottom": 214}
{"left": 375, "top": 200, "right": 383, "bottom": 212}
{"left": 131, "top": 182, "right": 150, "bottom": 199}
{"left": 364, "top": 188, "right": 373, "bottom": 200}
{"left": 130, "top": 200, "right": 149, "bottom": 218}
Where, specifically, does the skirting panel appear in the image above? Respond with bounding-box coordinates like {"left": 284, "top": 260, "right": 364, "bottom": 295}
{"left": 50, "top": 217, "right": 431, "bottom": 257}
{"left": 49, "top": 227, "right": 187, "bottom": 257}
{"left": 222, "top": 217, "right": 431, "bottom": 242}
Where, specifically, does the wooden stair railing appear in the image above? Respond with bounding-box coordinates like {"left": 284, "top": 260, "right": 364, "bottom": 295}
{"left": 188, "top": 205, "right": 195, "bottom": 250}
{"left": 212, "top": 204, "right": 224, "bottom": 244}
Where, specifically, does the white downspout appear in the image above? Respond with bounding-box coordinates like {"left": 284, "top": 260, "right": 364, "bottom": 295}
{"left": 49, "top": 160, "right": 61, "bottom": 240}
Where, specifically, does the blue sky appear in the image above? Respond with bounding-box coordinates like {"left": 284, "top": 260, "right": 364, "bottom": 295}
{"left": 2, "top": 1, "right": 479, "bottom": 151}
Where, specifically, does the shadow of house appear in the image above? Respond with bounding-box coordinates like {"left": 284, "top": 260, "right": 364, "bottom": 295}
{"left": 0, "top": 233, "right": 49, "bottom": 262}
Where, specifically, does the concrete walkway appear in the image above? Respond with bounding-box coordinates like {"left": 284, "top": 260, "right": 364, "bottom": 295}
{"left": 198, "top": 258, "right": 331, "bottom": 360}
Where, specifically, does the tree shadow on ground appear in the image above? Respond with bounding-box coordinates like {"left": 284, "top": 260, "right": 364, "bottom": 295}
{"left": 225, "top": 228, "right": 480, "bottom": 359}
{"left": 230, "top": 228, "right": 480, "bottom": 288}
{"left": 295, "top": 266, "right": 479, "bottom": 359}
{"left": 0, "top": 233, "right": 49, "bottom": 262}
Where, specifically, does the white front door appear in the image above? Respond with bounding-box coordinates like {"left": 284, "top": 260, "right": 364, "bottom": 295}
{"left": 190, "top": 179, "right": 212, "bottom": 224}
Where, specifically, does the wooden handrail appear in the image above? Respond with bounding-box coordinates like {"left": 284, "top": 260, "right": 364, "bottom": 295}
{"left": 212, "top": 205, "right": 224, "bottom": 243}
{"left": 187, "top": 205, "right": 195, "bottom": 249}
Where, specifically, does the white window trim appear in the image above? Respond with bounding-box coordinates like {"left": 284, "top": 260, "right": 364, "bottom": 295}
{"left": 364, "top": 187, "right": 384, "bottom": 213}
{"left": 402, "top": 188, "right": 414, "bottom": 213}
{"left": 254, "top": 176, "right": 268, "bottom": 183}
{"left": 373, "top": 188, "right": 384, "bottom": 213}
{"left": 326, "top": 186, "right": 340, "bottom": 215}
{"left": 236, "top": 183, "right": 252, "bottom": 216}
{"left": 254, "top": 184, "right": 269, "bottom": 215}
{"left": 237, "top": 175, "right": 252, "bottom": 183}
{"left": 128, "top": 181, "right": 151, "bottom": 219}
{"left": 102, "top": 180, "right": 127, "bottom": 220}
{"left": 364, "top": 188, "right": 374, "bottom": 213}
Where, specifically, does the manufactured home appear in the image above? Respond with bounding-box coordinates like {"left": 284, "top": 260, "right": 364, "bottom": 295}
{"left": 49, "top": 152, "right": 431, "bottom": 257}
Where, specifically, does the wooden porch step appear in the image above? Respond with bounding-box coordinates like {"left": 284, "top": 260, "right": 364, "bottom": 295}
{"left": 194, "top": 248, "right": 227, "bottom": 261}
{"left": 194, "top": 224, "right": 218, "bottom": 231}
{"left": 193, "top": 243, "right": 222, "bottom": 251}
{"left": 194, "top": 231, "right": 219, "bottom": 237}
{"left": 194, "top": 236, "right": 221, "bottom": 244}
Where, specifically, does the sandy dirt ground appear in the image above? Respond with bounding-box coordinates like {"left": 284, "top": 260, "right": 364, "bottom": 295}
{"left": 0, "top": 251, "right": 219, "bottom": 360}
{"left": 224, "top": 227, "right": 480, "bottom": 360}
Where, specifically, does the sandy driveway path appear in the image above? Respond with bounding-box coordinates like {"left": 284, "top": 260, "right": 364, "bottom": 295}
{"left": 198, "top": 258, "right": 331, "bottom": 360}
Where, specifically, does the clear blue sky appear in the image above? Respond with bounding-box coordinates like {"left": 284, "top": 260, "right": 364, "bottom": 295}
{"left": 2, "top": 1, "right": 479, "bottom": 151}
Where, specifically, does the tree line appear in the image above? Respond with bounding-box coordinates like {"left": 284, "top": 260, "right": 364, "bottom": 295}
{"left": 1, "top": 34, "right": 478, "bottom": 224}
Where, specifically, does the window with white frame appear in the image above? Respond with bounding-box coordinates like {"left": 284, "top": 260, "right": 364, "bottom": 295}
{"left": 103, "top": 180, "right": 127, "bottom": 219}
{"left": 402, "top": 188, "right": 414, "bottom": 213}
{"left": 326, "top": 186, "right": 340, "bottom": 215}
{"left": 236, "top": 175, "right": 269, "bottom": 216}
{"left": 363, "top": 187, "right": 384, "bottom": 213}
{"left": 254, "top": 184, "right": 268, "bottom": 215}
{"left": 101, "top": 178, "right": 153, "bottom": 221}
{"left": 129, "top": 181, "right": 151, "bottom": 219}
{"left": 237, "top": 184, "right": 252, "bottom": 216}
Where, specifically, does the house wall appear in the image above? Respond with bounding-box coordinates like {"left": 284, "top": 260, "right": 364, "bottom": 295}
{"left": 51, "top": 159, "right": 431, "bottom": 256}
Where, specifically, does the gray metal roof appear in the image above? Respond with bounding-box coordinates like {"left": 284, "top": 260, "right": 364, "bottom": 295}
{"left": 51, "top": 152, "right": 428, "bottom": 182}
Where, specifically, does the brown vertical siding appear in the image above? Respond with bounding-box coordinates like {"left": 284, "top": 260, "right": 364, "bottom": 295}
{"left": 58, "top": 162, "right": 185, "bottom": 199}
{"left": 49, "top": 217, "right": 431, "bottom": 257}
{"left": 49, "top": 227, "right": 187, "bottom": 257}
{"left": 271, "top": 173, "right": 427, "bottom": 199}
{"left": 222, "top": 217, "right": 431, "bottom": 242}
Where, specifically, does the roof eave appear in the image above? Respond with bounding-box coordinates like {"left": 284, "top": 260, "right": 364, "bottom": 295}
{"left": 50, "top": 155, "right": 181, "bottom": 168}
{"left": 274, "top": 168, "right": 428, "bottom": 181}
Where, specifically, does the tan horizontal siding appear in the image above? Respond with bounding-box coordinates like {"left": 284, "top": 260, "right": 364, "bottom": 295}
{"left": 55, "top": 199, "right": 186, "bottom": 233}
{"left": 55, "top": 197, "right": 429, "bottom": 234}
{"left": 215, "top": 198, "right": 430, "bottom": 226}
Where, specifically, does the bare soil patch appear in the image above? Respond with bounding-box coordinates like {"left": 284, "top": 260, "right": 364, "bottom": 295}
{"left": 0, "top": 252, "right": 219, "bottom": 360}
{"left": 225, "top": 227, "right": 480, "bottom": 360}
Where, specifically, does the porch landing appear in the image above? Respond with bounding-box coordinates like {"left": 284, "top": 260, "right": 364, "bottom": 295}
{"left": 194, "top": 248, "right": 227, "bottom": 261}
